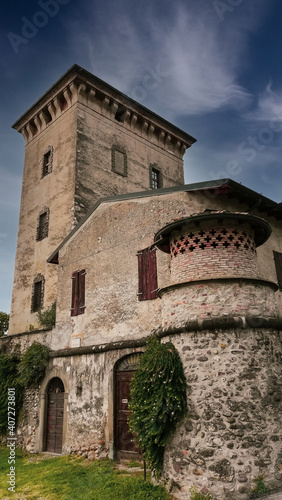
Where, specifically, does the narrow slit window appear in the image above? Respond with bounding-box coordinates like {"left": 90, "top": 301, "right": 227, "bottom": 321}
{"left": 31, "top": 275, "right": 44, "bottom": 313}
{"left": 41, "top": 147, "right": 53, "bottom": 178}
{"left": 71, "top": 270, "right": 86, "bottom": 316}
{"left": 137, "top": 248, "right": 158, "bottom": 301}
{"left": 36, "top": 209, "right": 49, "bottom": 241}
{"left": 273, "top": 251, "right": 282, "bottom": 290}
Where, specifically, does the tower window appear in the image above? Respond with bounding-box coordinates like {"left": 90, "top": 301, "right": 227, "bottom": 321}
{"left": 41, "top": 146, "right": 53, "bottom": 178}
{"left": 31, "top": 275, "right": 45, "bottom": 313}
{"left": 36, "top": 208, "right": 49, "bottom": 241}
{"left": 111, "top": 146, "right": 127, "bottom": 177}
{"left": 150, "top": 164, "right": 162, "bottom": 189}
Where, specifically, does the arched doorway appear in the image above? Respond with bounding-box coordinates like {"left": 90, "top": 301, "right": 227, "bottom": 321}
{"left": 114, "top": 352, "right": 143, "bottom": 459}
{"left": 45, "top": 377, "right": 65, "bottom": 453}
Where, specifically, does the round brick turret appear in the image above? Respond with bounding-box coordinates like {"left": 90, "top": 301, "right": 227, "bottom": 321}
{"left": 154, "top": 210, "right": 278, "bottom": 325}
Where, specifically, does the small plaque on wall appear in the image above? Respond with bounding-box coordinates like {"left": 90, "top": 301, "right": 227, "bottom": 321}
{"left": 71, "top": 338, "right": 81, "bottom": 348}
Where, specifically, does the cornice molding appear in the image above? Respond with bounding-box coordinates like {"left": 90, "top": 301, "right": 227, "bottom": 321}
{"left": 12, "top": 66, "right": 196, "bottom": 157}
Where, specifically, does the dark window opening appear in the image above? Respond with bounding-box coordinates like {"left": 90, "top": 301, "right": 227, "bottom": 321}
{"left": 42, "top": 147, "right": 53, "bottom": 178}
{"left": 71, "top": 270, "right": 86, "bottom": 316}
{"left": 36, "top": 209, "right": 49, "bottom": 241}
{"left": 150, "top": 165, "right": 163, "bottom": 190}
{"left": 31, "top": 275, "right": 44, "bottom": 313}
{"left": 273, "top": 251, "right": 282, "bottom": 290}
{"left": 43, "top": 151, "right": 51, "bottom": 176}
{"left": 137, "top": 248, "right": 158, "bottom": 301}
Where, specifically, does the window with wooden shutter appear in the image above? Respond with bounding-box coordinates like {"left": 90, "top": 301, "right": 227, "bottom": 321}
{"left": 137, "top": 248, "right": 158, "bottom": 301}
{"left": 71, "top": 270, "right": 86, "bottom": 316}
{"left": 273, "top": 251, "right": 282, "bottom": 290}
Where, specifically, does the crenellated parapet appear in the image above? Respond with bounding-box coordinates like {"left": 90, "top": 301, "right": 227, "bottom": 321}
{"left": 12, "top": 65, "right": 196, "bottom": 156}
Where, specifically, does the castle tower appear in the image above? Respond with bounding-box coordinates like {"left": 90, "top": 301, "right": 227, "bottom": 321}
{"left": 9, "top": 65, "right": 196, "bottom": 334}
{"left": 154, "top": 210, "right": 281, "bottom": 499}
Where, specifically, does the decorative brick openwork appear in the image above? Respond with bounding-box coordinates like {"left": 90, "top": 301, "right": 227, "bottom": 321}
{"left": 170, "top": 224, "right": 260, "bottom": 283}
{"left": 154, "top": 211, "right": 271, "bottom": 285}
{"left": 170, "top": 227, "right": 256, "bottom": 258}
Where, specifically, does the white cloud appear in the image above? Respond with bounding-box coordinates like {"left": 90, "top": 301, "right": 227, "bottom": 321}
{"left": 68, "top": 1, "right": 271, "bottom": 118}
{"left": 245, "top": 82, "right": 282, "bottom": 122}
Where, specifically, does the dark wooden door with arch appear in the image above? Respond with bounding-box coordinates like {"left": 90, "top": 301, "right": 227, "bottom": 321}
{"left": 45, "top": 377, "right": 65, "bottom": 453}
{"left": 115, "top": 354, "right": 142, "bottom": 459}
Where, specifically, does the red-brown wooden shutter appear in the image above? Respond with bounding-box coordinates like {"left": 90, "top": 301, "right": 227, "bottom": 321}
{"left": 137, "top": 248, "right": 158, "bottom": 301}
{"left": 273, "top": 251, "right": 282, "bottom": 290}
{"left": 71, "top": 271, "right": 79, "bottom": 316}
{"left": 78, "top": 269, "right": 86, "bottom": 314}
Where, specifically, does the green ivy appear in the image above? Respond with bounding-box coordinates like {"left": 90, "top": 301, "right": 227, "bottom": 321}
{"left": 37, "top": 301, "right": 56, "bottom": 329}
{"left": 0, "top": 354, "right": 23, "bottom": 434}
{"left": 129, "top": 336, "right": 187, "bottom": 477}
{"left": 250, "top": 475, "right": 268, "bottom": 497}
{"left": 18, "top": 342, "right": 49, "bottom": 389}
{"left": 190, "top": 486, "right": 214, "bottom": 500}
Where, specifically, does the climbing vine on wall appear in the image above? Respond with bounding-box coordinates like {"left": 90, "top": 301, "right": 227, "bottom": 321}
{"left": 0, "top": 342, "right": 50, "bottom": 434}
{"left": 37, "top": 301, "right": 56, "bottom": 329}
{"left": 129, "top": 336, "right": 187, "bottom": 476}
{"left": 18, "top": 342, "right": 49, "bottom": 389}
{"left": 0, "top": 354, "right": 23, "bottom": 434}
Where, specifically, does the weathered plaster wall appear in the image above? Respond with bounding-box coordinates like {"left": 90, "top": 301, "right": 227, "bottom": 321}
{"left": 54, "top": 191, "right": 282, "bottom": 351}
{"left": 9, "top": 106, "right": 77, "bottom": 334}
{"left": 74, "top": 104, "right": 185, "bottom": 221}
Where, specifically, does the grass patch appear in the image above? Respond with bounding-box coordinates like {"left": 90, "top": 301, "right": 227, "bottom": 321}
{"left": 0, "top": 447, "right": 170, "bottom": 499}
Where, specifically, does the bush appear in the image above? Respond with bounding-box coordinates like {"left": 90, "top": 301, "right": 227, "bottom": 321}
{"left": 18, "top": 342, "right": 49, "bottom": 388}
{"left": 0, "top": 354, "right": 23, "bottom": 434}
{"left": 37, "top": 301, "right": 56, "bottom": 329}
{"left": 0, "top": 312, "right": 9, "bottom": 336}
{"left": 190, "top": 486, "right": 214, "bottom": 500}
{"left": 129, "top": 336, "right": 187, "bottom": 477}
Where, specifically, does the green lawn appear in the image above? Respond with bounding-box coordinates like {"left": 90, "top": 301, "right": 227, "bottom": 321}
{"left": 0, "top": 447, "right": 171, "bottom": 499}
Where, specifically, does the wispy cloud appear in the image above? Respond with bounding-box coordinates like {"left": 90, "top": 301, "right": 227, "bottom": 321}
{"left": 68, "top": 0, "right": 269, "bottom": 118}
{"left": 245, "top": 81, "right": 282, "bottom": 122}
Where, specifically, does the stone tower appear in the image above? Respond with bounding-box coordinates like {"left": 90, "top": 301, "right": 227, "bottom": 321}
{"left": 154, "top": 210, "right": 281, "bottom": 498}
{"left": 9, "top": 65, "right": 196, "bottom": 334}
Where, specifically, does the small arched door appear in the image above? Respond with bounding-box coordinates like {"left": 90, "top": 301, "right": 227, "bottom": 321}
{"left": 45, "top": 377, "right": 65, "bottom": 453}
{"left": 115, "top": 353, "right": 142, "bottom": 459}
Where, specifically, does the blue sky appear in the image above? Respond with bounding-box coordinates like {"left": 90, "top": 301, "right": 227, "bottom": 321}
{"left": 1, "top": 0, "right": 282, "bottom": 313}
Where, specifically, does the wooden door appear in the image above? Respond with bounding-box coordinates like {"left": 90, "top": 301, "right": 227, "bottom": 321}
{"left": 115, "top": 371, "right": 141, "bottom": 458}
{"left": 45, "top": 378, "right": 64, "bottom": 453}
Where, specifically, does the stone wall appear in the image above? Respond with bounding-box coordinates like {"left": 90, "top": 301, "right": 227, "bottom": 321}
{"left": 160, "top": 279, "right": 278, "bottom": 326}
{"left": 162, "top": 328, "right": 282, "bottom": 500}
